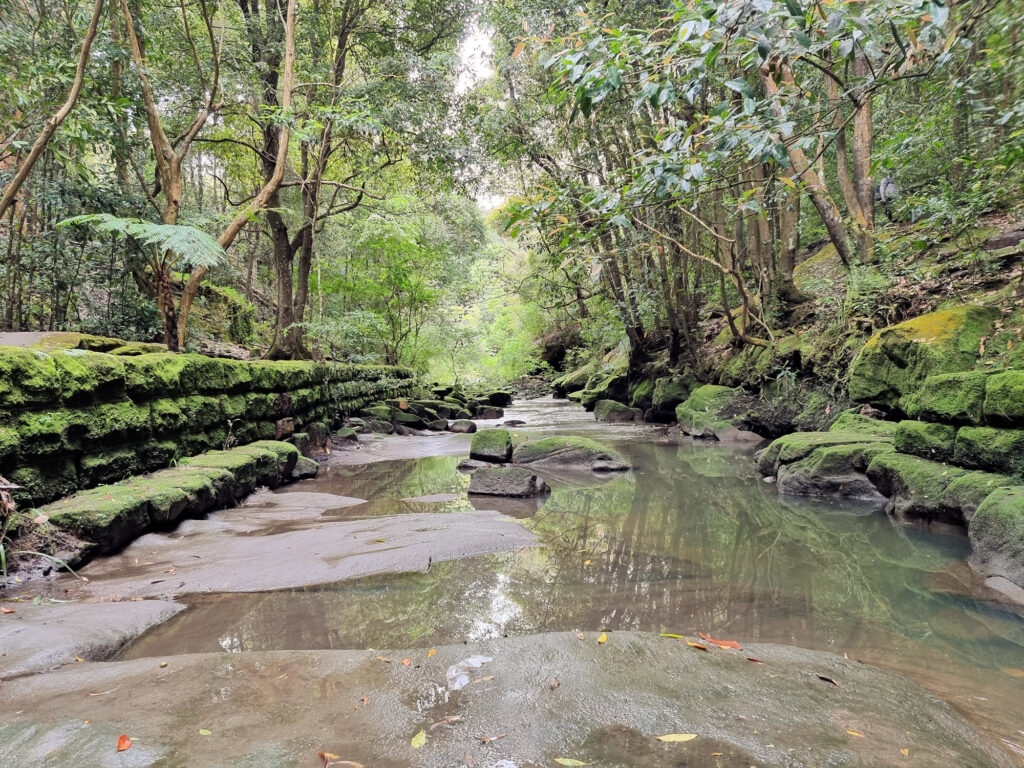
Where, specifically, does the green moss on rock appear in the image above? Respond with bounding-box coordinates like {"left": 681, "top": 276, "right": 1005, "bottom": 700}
{"left": 894, "top": 420, "right": 958, "bottom": 462}
{"left": 470, "top": 428, "right": 513, "bottom": 463}
{"left": 9, "top": 459, "right": 79, "bottom": 507}
{"left": 941, "top": 471, "right": 1015, "bottom": 522}
{"left": 969, "top": 485, "right": 1024, "bottom": 589}
{"left": 121, "top": 353, "right": 189, "bottom": 397}
{"left": 675, "top": 384, "right": 740, "bottom": 435}
{"left": 828, "top": 412, "right": 898, "bottom": 438}
{"left": 651, "top": 374, "right": 695, "bottom": 415}
{"left": 982, "top": 369, "right": 1024, "bottom": 427}
{"left": 866, "top": 451, "right": 966, "bottom": 522}
{"left": 53, "top": 349, "right": 126, "bottom": 402}
{"left": 594, "top": 399, "right": 642, "bottom": 423}
{"left": 512, "top": 435, "right": 629, "bottom": 471}
{"left": 912, "top": 371, "right": 990, "bottom": 425}
{"left": 849, "top": 305, "right": 999, "bottom": 413}
{"left": 953, "top": 426, "right": 1024, "bottom": 477}
{"left": 757, "top": 430, "right": 894, "bottom": 476}
{"left": 0, "top": 348, "right": 60, "bottom": 408}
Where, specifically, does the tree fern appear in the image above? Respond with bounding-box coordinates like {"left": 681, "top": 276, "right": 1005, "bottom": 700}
{"left": 60, "top": 213, "right": 225, "bottom": 270}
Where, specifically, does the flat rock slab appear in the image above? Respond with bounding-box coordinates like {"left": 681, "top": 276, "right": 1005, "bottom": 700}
{"left": 0, "top": 600, "right": 184, "bottom": 678}
{"left": 22, "top": 492, "right": 535, "bottom": 601}
{"left": 0, "top": 632, "right": 1012, "bottom": 767}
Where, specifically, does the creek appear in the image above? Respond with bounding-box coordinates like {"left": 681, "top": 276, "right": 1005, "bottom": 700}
{"left": 117, "top": 398, "right": 1024, "bottom": 753}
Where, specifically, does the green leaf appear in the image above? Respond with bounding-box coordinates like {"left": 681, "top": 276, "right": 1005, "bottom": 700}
{"left": 411, "top": 730, "right": 426, "bottom": 749}
{"left": 555, "top": 759, "right": 589, "bottom": 766}
{"left": 724, "top": 79, "right": 754, "bottom": 98}
{"left": 198, "top": 729, "right": 212, "bottom": 736}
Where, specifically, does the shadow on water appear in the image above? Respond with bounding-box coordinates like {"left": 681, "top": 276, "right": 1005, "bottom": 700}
{"left": 120, "top": 399, "right": 1024, "bottom": 744}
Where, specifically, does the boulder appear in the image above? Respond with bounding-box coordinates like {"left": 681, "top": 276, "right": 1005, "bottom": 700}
{"left": 969, "top": 485, "right": 1024, "bottom": 590}
{"left": 941, "top": 471, "right": 1015, "bottom": 522}
{"left": 468, "top": 466, "right": 549, "bottom": 497}
{"left": 776, "top": 443, "right": 890, "bottom": 506}
{"left": 848, "top": 305, "right": 999, "bottom": 414}
{"left": 485, "top": 391, "right": 513, "bottom": 407}
{"left": 512, "top": 436, "right": 629, "bottom": 472}
{"left": 894, "top": 420, "right": 957, "bottom": 463}
{"left": 551, "top": 361, "right": 595, "bottom": 397}
{"left": 449, "top": 419, "right": 477, "bottom": 434}
{"left": 579, "top": 372, "right": 628, "bottom": 411}
{"left": 593, "top": 399, "right": 642, "bottom": 423}
{"left": 649, "top": 374, "right": 695, "bottom": 421}
{"left": 982, "top": 369, "right": 1024, "bottom": 427}
{"left": 913, "top": 371, "right": 991, "bottom": 425}
{"left": 426, "top": 419, "right": 448, "bottom": 431}
{"left": 474, "top": 405, "right": 505, "bottom": 420}
{"left": 674, "top": 384, "right": 741, "bottom": 438}
{"left": 503, "top": 419, "right": 526, "bottom": 427}
{"left": 953, "top": 426, "right": 1024, "bottom": 476}
{"left": 457, "top": 458, "right": 488, "bottom": 472}
{"left": 391, "top": 410, "right": 426, "bottom": 429}
{"left": 469, "top": 428, "right": 513, "bottom": 463}
{"left": 291, "top": 456, "right": 320, "bottom": 480}
{"left": 866, "top": 451, "right": 967, "bottom": 523}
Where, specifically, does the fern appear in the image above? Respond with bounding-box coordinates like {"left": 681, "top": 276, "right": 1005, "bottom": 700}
{"left": 60, "top": 213, "right": 225, "bottom": 269}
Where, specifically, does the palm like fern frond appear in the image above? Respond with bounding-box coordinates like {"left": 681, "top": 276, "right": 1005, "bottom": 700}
{"left": 60, "top": 214, "right": 225, "bottom": 269}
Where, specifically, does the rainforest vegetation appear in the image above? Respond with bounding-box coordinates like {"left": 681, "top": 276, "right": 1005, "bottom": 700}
{"left": 0, "top": 0, "right": 1021, "bottom": 392}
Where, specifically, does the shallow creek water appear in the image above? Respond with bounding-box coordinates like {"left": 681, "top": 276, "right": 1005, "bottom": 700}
{"left": 120, "top": 398, "right": 1024, "bottom": 753}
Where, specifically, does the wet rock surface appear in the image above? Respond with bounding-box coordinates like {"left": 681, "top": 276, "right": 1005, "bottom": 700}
{"left": 0, "top": 632, "right": 1013, "bottom": 768}
{"left": 467, "top": 465, "right": 549, "bottom": 497}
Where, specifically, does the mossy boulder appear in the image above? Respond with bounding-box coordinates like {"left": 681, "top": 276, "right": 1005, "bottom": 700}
{"left": 470, "top": 428, "right": 513, "bottom": 463}
{"left": 512, "top": 436, "right": 629, "bottom": 471}
{"left": 827, "top": 412, "right": 898, "bottom": 438}
{"left": 594, "top": 399, "right": 642, "bottom": 423}
{"left": 650, "top": 374, "right": 695, "bottom": 420}
{"left": 912, "top": 371, "right": 991, "bottom": 425}
{"left": 848, "top": 305, "right": 999, "bottom": 413}
{"left": 866, "top": 451, "right": 966, "bottom": 522}
{"left": 79, "top": 448, "right": 142, "bottom": 487}
{"left": 52, "top": 349, "right": 126, "bottom": 403}
{"left": 674, "top": 385, "right": 740, "bottom": 437}
{"left": 953, "top": 426, "right": 1024, "bottom": 477}
{"left": 9, "top": 459, "right": 79, "bottom": 507}
{"left": 0, "top": 348, "right": 60, "bottom": 408}
{"left": 982, "top": 369, "right": 1024, "bottom": 427}
{"left": 392, "top": 410, "right": 426, "bottom": 429}
{"left": 969, "top": 485, "right": 1024, "bottom": 589}
{"left": 551, "top": 361, "right": 596, "bottom": 397}
{"left": 777, "top": 443, "right": 891, "bottom": 504}
{"left": 757, "top": 430, "right": 894, "bottom": 476}
{"left": 292, "top": 456, "right": 320, "bottom": 480}
{"left": 467, "top": 465, "right": 549, "bottom": 497}
{"left": 941, "top": 471, "right": 1015, "bottom": 522}
{"left": 894, "top": 420, "right": 958, "bottom": 462}
{"left": 486, "top": 391, "right": 513, "bottom": 407}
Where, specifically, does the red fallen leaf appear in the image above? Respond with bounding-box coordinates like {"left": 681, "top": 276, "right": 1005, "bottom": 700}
{"left": 375, "top": 656, "right": 391, "bottom": 663}
{"left": 816, "top": 673, "right": 840, "bottom": 687}
{"left": 698, "top": 631, "right": 742, "bottom": 650}
{"left": 685, "top": 640, "right": 708, "bottom": 651}
{"left": 116, "top": 734, "right": 132, "bottom": 752}
{"left": 0, "top": 607, "right": 15, "bottom": 614}
{"left": 746, "top": 657, "right": 764, "bottom": 664}
{"left": 477, "top": 733, "right": 506, "bottom": 743}
{"left": 401, "top": 658, "right": 411, "bottom": 666}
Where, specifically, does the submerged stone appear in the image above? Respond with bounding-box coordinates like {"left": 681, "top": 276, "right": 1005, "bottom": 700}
{"left": 467, "top": 466, "right": 549, "bottom": 497}
{"left": 593, "top": 399, "right": 642, "bottom": 423}
{"left": 969, "top": 486, "right": 1024, "bottom": 592}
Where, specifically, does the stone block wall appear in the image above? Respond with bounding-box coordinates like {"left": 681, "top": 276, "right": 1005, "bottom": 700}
{"left": 0, "top": 347, "right": 418, "bottom": 506}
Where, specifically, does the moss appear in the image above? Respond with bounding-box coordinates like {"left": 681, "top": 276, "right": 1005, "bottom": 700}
{"left": 107, "top": 342, "right": 168, "bottom": 356}
{"left": 651, "top": 374, "right": 695, "bottom": 413}
{"left": 675, "top": 384, "right": 738, "bottom": 433}
{"left": 16, "top": 409, "right": 72, "bottom": 456}
{"left": 70, "top": 401, "right": 151, "bottom": 444}
{"left": 180, "top": 445, "right": 277, "bottom": 494}
{"left": 244, "top": 439, "right": 299, "bottom": 475}
{"left": 894, "top": 420, "right": 958, "bottom": 462}
{"left": 793, "top": 243, "right": 846, "bottom": 294}
{"left": 0, "top": 348, "right": 60, "bottom": 408}
{"left": 594, "top": 399, "right": 642, "bottom": 422}
{"left": 911, "top": 371, "right": 991, "bottom": 425}
{"left": 941, "top": 471, "right": 1015, "bottom": 521}
{"left": 79, "top": 448, "right": 142, "bottom": 487}
{"left": 953, "top": 426, "right": 1024, "bottom": 477}
{"left": 221, "top": 394, "right": 248, "bottom": 420}
{"left": 552, "top": 361, "right": 596, "bottom": 396}
{"left": 866, "top": 451, "right": 966, "bottom": 521}
{"left": 53, "top": 349, "right": 126, "bottom": 402}
{"left": 828, "top": 412, "right": 898, "bottom": 438}
{"left": 9, "top": 459, "right": 79, "bottom": 507}
{"left": 172, "top": 395, "right": 225, "bottom": 429}
{"left": 0, "top": 425, "right": 20, "bottom": 463}
{"left": 757, "top": 430, "right": 894, "bottom": 476}
{"left": 982, "top": 369, "right": 1024, "bottom": 427}
{"left": 793, "top": 441, "right": 894, "bottom": 476}
{"left": 718, "top": 345, "right": 774, "bottom": 388}
{"left": 363, "top": 405, "right": 393, "bottom": 421}
{"left": 579, "top": 372, "right": 628, "bottom": 410}
{"left": 121, "top": 353, "right": 189, "bottom": 398}
{"left": 149, "top": 399, "right": 185, "bottom": 434}
{"left": 969, "top": 485, "right": 1024, "bottom": 587}
{"left": 628, "top": 379, "right": 655, "bottom": 409}
{"left": 849, "top": 305, "right": 1000, "bottom": 413}
{"left": 470, "top": 428, "right": 513, "bottom": 463}
{"left": 45, "top": 482, "right": 150, "bottom": 549}
{"left": 512, "top": 435, "right": 628, "bottom": 470}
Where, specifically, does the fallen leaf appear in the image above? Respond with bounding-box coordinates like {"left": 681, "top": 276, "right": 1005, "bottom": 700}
{"left": 685, "top": 641, "right": 708, "bottom": 651}
{"left": 116, "top": 734, "right": 132, "bottom": 752}
{"left": 427, "top": 648, "right": 437, "bottom": 657}
{"left": 430, "top": 715, "right": 462, "bottom": 730}
{"left": 198, "top": 729, "right": 212, "bottom": 736}
{"left": 75, "top": 655, "right": 84, "bottom": 662}
{"left": 576, "top": 633, "right": 585, "bottom": 640}
{"left": 816, "top": 674, "right": 840, "bottom": 687}
{"left": 360, "top": 697, "right": 369, "bottom": 705}
{"left": 554, "top": 759, "right": 589, "bottom": 766}
{"left": 597, "top": 632, "right": 607, "bottom": 644}
{"left": 89, "top": 686, "right": 119, "bottom": 696}
{"left": 375, "top": 538, "right": 386, "bottom": 543}
{"left": 401, "top": 658, "right": 412, "bottom": 666}
{"left": 659, "top": 633, "right": 684, "bottom": 638}
{"left": 746, "top": 657, "right": 764, "bottom": 664}
{"left": 411, "top": 730, "right": 426, "bottom": 749}
{"left": 477, "top": 733, "right": 507, "bottom": 743}
{"left": 698, "top": 632, "right": 741, "bottom": 650}
{"left": 160, "top": 661, "right": 168, "bottom": 668}
{"left": 549, "top": 677, "right": 561, "bottom": 690}
{"left": 901, "top": 748, "right": 910, "bottom": 756}
{"left": 0, "top": 607, "right": 15, "bottom": 614}
{"left": 711, "top": 753, "right": 723, "bottom": 757}
{"left": 1001, "top": 667, "right": 1024, "bottom": 678}
{"left": 512, "top": 41, "right": 526, "bottom": 59}
{"left": 845, "top": 729, "right": 865, "bottom": 737}
{"left": 317, "top": 752, "right": 340, "bottom": 767}
{"left": 656, "top": 733, "right": 697, "bottom": 742}
{"left": 583, "top": 559, "right": 591, "bottom": 565}
{"left": 33, "top": 514, "right": 48, "bottom": 524}
{"left": 375, "top": 656, "right": 391, "bottom": 663}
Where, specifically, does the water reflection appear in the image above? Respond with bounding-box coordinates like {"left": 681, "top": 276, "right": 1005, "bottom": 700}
{"left": 121, "top": 403, "right": 1024, "bottom": 745}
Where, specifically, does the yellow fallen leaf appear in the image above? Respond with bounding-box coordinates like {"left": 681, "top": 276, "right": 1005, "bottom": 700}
{"left": 711, "top": 753, "right": 723, "bottom": 757}
{"left": 411, "top": 730, "right": 426, "bottom": 749}
{"left": 375, "top": 538, "right": 386, "bottom": 543}
{"left": 1001, "top": 667, "right": 1024, "bottom": 678}
{"left": 845, "top": 729, "right": 865, "bottom": 738}
{"left": 597, "top": 632, "right": 607, "bottom": 644}
{"left": 427, "top": 648, "right": 436, "bottom": 657}
{"left": 160, "top": 661, "right": 168, "bottom": 668}
{"left": 583, "top": 559, "right": 591, "bottom": 565}
{"left": 901, "top": 748, "right": 909, "bottom": 756}
{"left": 659, "top": 633, "right": 684, "bottom": 638}
{"left": 656, "top": 734, "right": 697, "bottom": 742}
{"left": 554, "top": 759, "right": 589, "bottom": 766}
{"left": 75, "top": 655, "right": 84, "bottom": 663}
{"left": 318, "top": 752, "right": 340, "bottom": 761}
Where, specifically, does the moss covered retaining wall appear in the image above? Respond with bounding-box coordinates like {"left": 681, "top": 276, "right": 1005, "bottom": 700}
{"left": 0, "top": 346, "right": 418, "bottom": 507}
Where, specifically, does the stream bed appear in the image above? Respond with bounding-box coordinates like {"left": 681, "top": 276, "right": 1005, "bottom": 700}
{"left": 117, "top": 398, "right": 1024, "bottom": 755}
